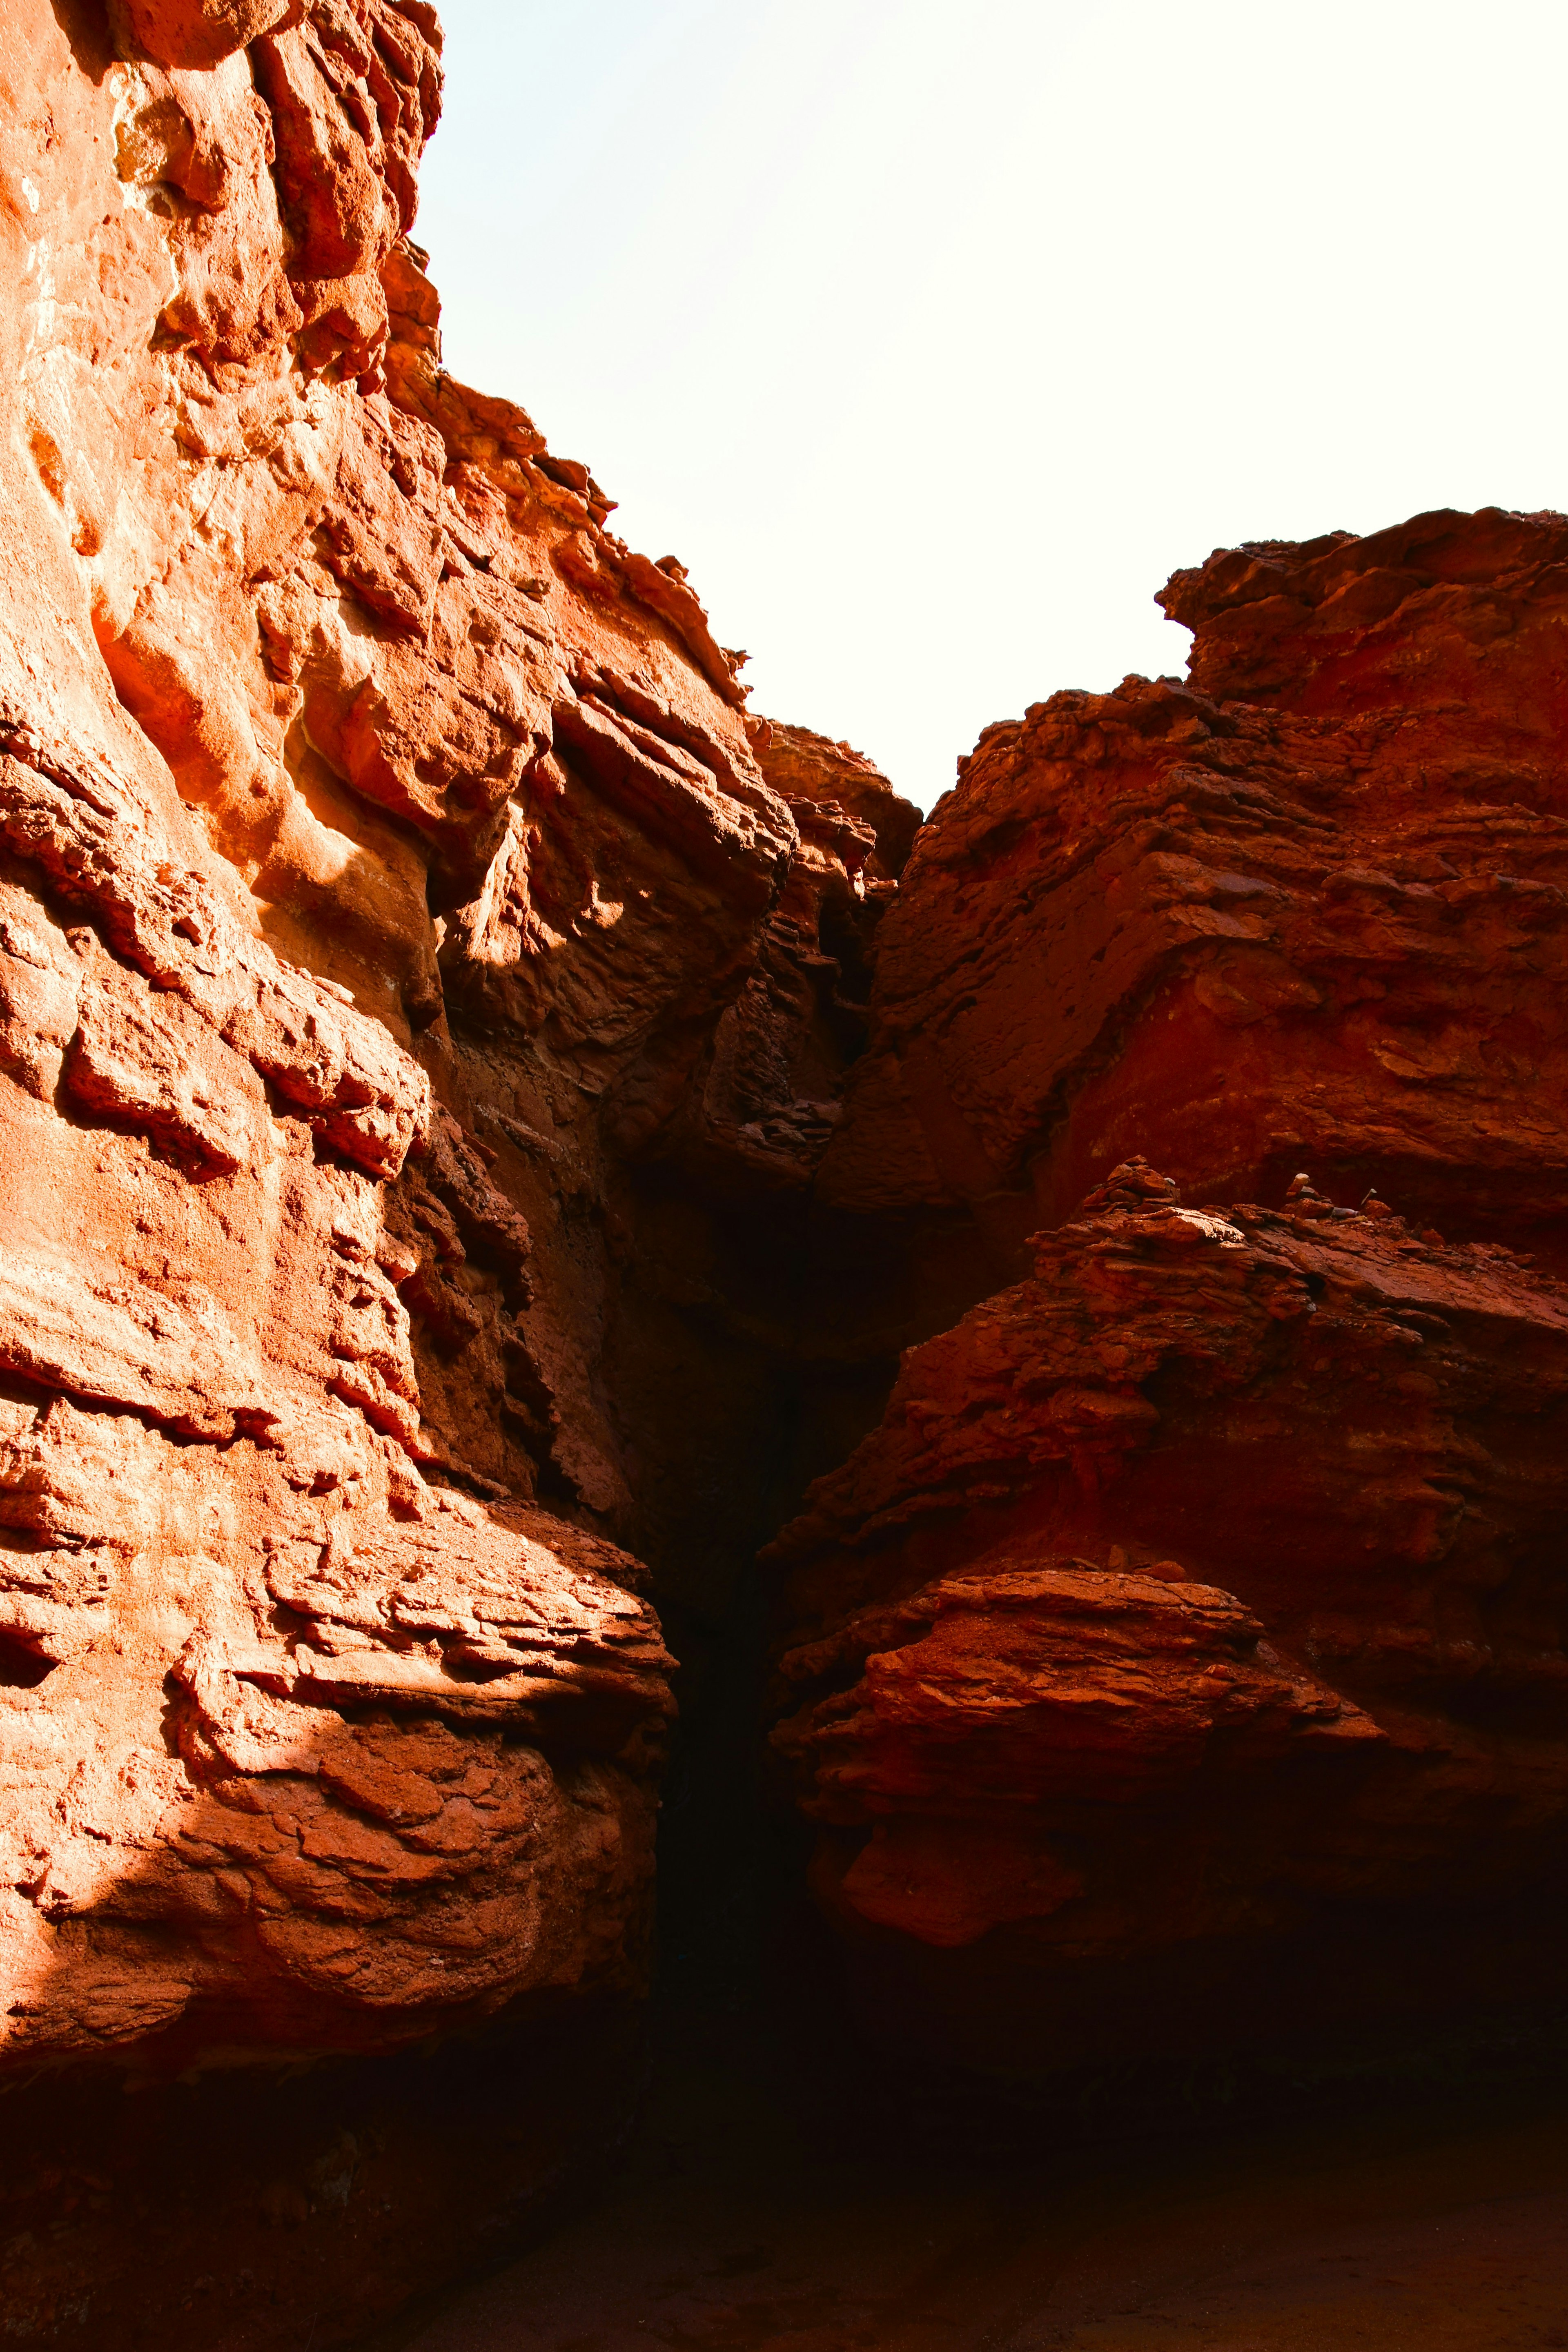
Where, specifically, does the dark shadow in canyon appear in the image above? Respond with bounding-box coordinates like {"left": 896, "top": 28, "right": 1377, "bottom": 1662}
{"left": 6, "top": 1301, "right": 1568, "bottom": 2352}
{"left": 376, "top": 2027, "right": 1568, "bottom": 2352}
{"left": 8, "top": 1160, "right": 1568, "bottom": 2352}
{"left": 360, "top": 1609, "right": 1568, "bottom": 2349}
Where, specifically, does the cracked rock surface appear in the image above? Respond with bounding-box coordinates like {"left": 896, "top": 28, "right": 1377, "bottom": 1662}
{"left": 766, "top": 512, "right": 1568, "bottom": 2090}
{"left": 6, "top": 0, "right": 1568, "bottom": 2343}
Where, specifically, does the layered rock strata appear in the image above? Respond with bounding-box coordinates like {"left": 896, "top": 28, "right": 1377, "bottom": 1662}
{"left": 820, "top": 509, "right": 1568, "bottom": 1263}
{"left": 768, "top": 1165, "right": 1568, "bottom": 2078}
{"left": 0, "top": 1, "right": 934, "bottom": 2336}
{"left": 766, "top": 510, "right": 1568, "bottom": 2090}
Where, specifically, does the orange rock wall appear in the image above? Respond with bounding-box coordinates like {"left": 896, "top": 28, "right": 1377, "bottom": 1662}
{"left": 0, "top": 6, "right": 941, "bottom": 2335}
{"left": 7, "top": 0, "right": 1568, "bottom": 2331}
{"left": 0, "top": 0, "right": 916, "bottom": 2104}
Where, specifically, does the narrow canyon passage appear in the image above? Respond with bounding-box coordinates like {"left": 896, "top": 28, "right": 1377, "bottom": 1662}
{"left": 382, "top": 1484, "right": 1568, "bottom": 2352}
{"left": 5, "top": 7, "right": 1568, "bottom": 2348}
{"left": 396, "top": 1468, "right": 1568, "bottom": 2352}
{"left": 375, "top": 1705, "right": 1568, "bottom": 2352}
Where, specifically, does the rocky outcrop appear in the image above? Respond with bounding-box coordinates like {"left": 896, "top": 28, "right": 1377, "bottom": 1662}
{"left": 0, "top": 4, "right": 927, "bottom": 2299}
{"left": 1, "top": 1385, "right": 669, "bottom": 2069}
{"left": 0, "top": 4, "right": 922, "bottom": 2336}
{"left": 3, "top": 0, "right": 701, "bottom": 2095}
{"left": 819, "top": 510, "right": 1568, "bottom": 1264}
{"left": 766, "top": 1166, "right": 1568, "bottom": 2078}
{"left": 764, "top": 510, "right": 1568, "bottom": 2094}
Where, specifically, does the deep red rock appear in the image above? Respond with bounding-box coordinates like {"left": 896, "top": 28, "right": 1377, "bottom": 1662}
{"left": 766, "top": 509, "right": 1568, "bottom": 2092}
{"left": 820, "top": 511, "right": 1568, "bottom": 1263}
{"left": 770, "top": 1168, "right": 1568, "bottom": 2059}
{"left": 9, "top": 0, "right": 1568, "bottom": 2334}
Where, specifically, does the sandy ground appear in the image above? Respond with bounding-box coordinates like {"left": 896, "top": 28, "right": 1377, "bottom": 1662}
{"left": 382, "top": 2003, "right": 1568, "bottom": 2352}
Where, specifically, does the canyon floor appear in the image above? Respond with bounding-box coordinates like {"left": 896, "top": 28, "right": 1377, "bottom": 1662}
{"left": 379, "top": 1753, "right": 1568, "bottom": 2352}
{"left": 385, "top": 1989, "right": 1568, "bottom": 2352}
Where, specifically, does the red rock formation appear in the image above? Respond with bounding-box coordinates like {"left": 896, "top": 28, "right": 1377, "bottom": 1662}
{"left": 0, "top": 0, "right": 709, "bottom": 2095}
{"left": 820, "top": 510, "right": 1568, "bottom": 1265}
{"left": 0, "top": 4, "right": 922, "bottom": 2338}
{"left": 11, "top": 0, "right": 1568, "bottom": 2330}
{"left": 769, "top": 1166, "right": 1568, "bottom": 2075}
{"left": 766, "top": 508, "right": 1568, "bottom": 2094}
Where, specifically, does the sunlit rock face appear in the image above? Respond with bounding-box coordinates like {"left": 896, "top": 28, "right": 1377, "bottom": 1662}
{"left": 1, "top": 0, "right": 657, "bottom": 2088}
{"left": 767, "top": 512, "right": 1568, "bottom": 2091}
{"left": 0, "top": 0, "right": 920, "bottom": 2114}
{"left": 11, "top": 0, "right": 1568, "bottom": 2337}
{"left": 0, "top": 3, "right": 930, "bottom": 2336}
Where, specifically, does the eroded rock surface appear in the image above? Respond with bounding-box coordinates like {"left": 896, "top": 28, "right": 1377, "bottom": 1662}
{"left": 0, "top": 27, "right": 900, "bottom": 2348}
{"left": 1, "top": 0, "right": 702, "bottom": 2098}
{"left": 766, "top": 510, "right": 1568, "bottom": 2092}
{"left": 1, "top": 1387, "right": 669, "bottom": 2067}
{"left": 0, "top": 0, "right": 924, "bottom": 2334}
{"left": 0, "top": 0, "right": 928, "bottom": 2111}
{"left": 9, "top": 0, "right": 1568, "bottom": 2334}
{"left": 822, "top": 511, "right": 1568, "bottom": 1263}
{"left": 770, "top": 1167, "right": 1568, "bottom": 2051}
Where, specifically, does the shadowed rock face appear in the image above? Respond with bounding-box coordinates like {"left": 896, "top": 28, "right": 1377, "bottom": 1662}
{"left": 765, "top": 511, "right": 1568, "bottom": 2092}
{"left": 9, "top": 0, "right": 1568, "bottom": 2342}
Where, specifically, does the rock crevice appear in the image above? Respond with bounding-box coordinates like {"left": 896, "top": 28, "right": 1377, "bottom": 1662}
{"left": 4, "top": 4, "right": 1568, "bottom": 2342}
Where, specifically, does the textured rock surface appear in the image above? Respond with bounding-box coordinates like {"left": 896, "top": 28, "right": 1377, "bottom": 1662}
{"left": 0, "top": 0, "right": 927, "bottom": 2060}
{"left": 0, "top": 0, "right": 703, "bottom": 2094}
{"left": 770, "top": 1169, "right": 1568, "bottom": 2040}
{"left": 820, "top": 510, "right": 1568, "bottom": 1264}
{"left": 766, "top": 508, "right": 1568, "bottom": 2091}
{"left": 0, "top": 3, "right": 923, "bottom": 2341}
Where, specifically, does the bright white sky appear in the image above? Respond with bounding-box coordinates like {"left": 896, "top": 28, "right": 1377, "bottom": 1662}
{"left": 416, "top": 1, "right": 1568, "bottom": 809}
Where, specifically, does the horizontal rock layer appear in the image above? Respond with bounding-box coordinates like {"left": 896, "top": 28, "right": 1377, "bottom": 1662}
{"left": 0, "top": 1, "right": 936, "bottom": 2336}
{"left": 772, "top": 1171, "right": 1568, "bottom": 1961}
{"left": 822, "top": 510, "right": 1568, "bottom": 1262}
{"left": 766, "top": 507, "right": 1568, "bottom": 2089}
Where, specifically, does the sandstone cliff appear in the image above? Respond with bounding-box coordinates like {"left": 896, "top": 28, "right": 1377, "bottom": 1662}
{"left": 5, "top": 2, "right": 1568, "bottom": 2343}
{"left": 817, "top": 510, "right": 1568, "bottom": 1255}
{"left": 0, "top": 2, "right": 917, "bottom": 2339}
{"left": 767, "top": 510, "right": 1568, "bottom": 2096}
